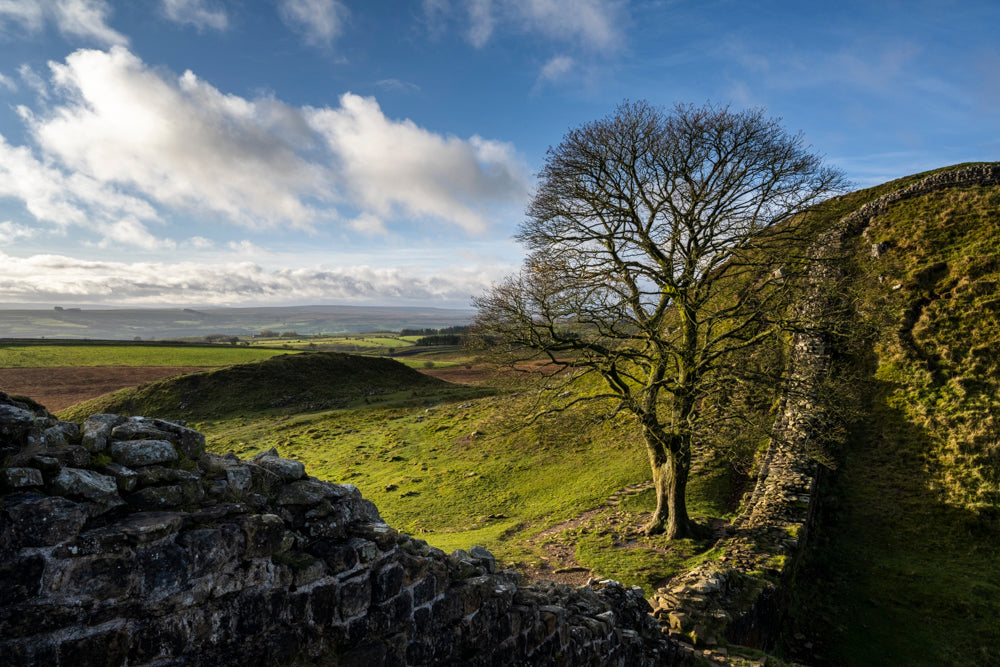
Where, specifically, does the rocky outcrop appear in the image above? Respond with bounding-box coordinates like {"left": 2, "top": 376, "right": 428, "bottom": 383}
{"left": 0, "top": 392, "right": 678, "bottom": 666}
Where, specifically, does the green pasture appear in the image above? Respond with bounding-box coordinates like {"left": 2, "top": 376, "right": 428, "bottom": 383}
{"left": 248, "top": 334, "right": 416, "bottom": 351}
{"left": 203, "top": 386, "right": 735, "bottom": 591}
{"left": 0, "top": 342, "right": 292, "bottom": 368}
{"left": 59, "top": 351, "right": 739, "bottom": 593}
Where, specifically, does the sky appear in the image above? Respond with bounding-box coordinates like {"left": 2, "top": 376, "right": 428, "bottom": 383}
{"left": 0, "top": 0, "right": 997, "bottom": 309}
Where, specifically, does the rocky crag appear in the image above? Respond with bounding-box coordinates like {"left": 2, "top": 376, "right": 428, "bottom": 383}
{"left": 0, "top": 392, "right": 678, "bottom": 666}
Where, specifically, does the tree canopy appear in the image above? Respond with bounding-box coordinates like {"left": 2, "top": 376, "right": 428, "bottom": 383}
{"left": 473, "top": 101, "right": 846, "bottom": 537}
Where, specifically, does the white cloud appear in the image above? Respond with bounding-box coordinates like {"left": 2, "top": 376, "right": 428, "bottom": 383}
{"left": 348, "top": 212, "right": 389, "bottom": 236}
{"left": 4, "top": 48, "right": 527, "bottom": 250}
{"left": 94, "top": 218, "right": 175, "bottom": 251}
{"left": 0, "top": 0, "right": 44, "bottom": 34}
{"left": 0, "top": 72, "right": 16, "bottom": 92}
{"left": 0, "top": 0, "right": 127, "bottom": 46}
{"left": 187, "top": 235, "right": 214, "bottom": 249}
{"left": 32, "top": 47, "right": 329, "bottom": 227}
{"left": 0, "top": 251, "right": 500, "bottom": 306}
{"left": 161, "top": 0, "right": 228, "bottom": 31}
{"left": 512, "top": 0, "right": 622, "bottom": 51}
{"left": 537, "top": 55, "right": 574, "bottom": 84}
{"left": 278, "top": 0, "right": 348, "bottom": 47}
{"left": 52, "top": 0, "right": 128, "bottom": 45}
{"left": 0, "top": 133, "right": 157, "bottom": 231}
{"left": 226, "top": 239, "right": 271, "bottom": 256}
{"left": 308, "top": 93, "right": 529, "bottom": 234}
{"left": 467, "top": 0, "right": 494, "bottom": 48}
{"left": 426, "top": 0, "right": 624, "bottom": 51}
{"left": 18, "top": 65, "right": 48, "bottom": 99}
{"left": 0, "top": 220, "right": 37, "bottom": 240}
{"left": 374, "top": 78, "right": 421, "bottom": 94}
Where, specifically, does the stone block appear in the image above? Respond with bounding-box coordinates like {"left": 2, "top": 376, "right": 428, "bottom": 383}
{"left": 147, "top": 418, "right": 206, "bottom": 459}
{"left": 60, "top": 554, "right": 135, "bottom": 599}
{"left": 101, "top": 462, "right": 139, "bottom": 492}
{"left": 347, "top": 537, "right": 380, "bottom": 564}
{"left": 0, "top": 553, "right": 44, "bottom": 606}
{"left": 43, "top": 421, "right": 80, "bottom": 447}
{"left": 136, "top": 541, "right": 190, "bottom": 599}
{"left": 239, "top": 513, "right": 286, "bottom": 557}
{"left": 254, "top": 455, "right": 306, "bottom": 482}
{"left": 373, "top": 562, "right": 405, "bottom": 603}
{"left": 339, "top": 575, "right": 372, "bottom": 619}
{"left": 0, "top": 403, "right": 37, "bottom": 442}
{"left": 310, "top": 541, "right": 359, "bottom": 574}
{"left": 111, "top": 511, "right": 187, "bottom": 545}
{"left": 2, "top": 493, "right": 88, "bottom": 548}
{"left": 129, "top": 484, "right": 186, "bottom": 508}
{"left": 49, "top": 467, "right": 122, "bottom": 507}
{"left": 225, "top": 465, "right": 252, "bottom": 493}
{"left": 351, "top": 522, "right": 398, "bottom": 550}
{"left": 369, "top": 590, "right": 412, "bottom": 635}
{"left": 0, "top": 467, "right": 43, "bottom": 490}
{"left": 278, "top": 479, "right": 333, "bottom": 506}
{"left": 177, "top": 525, "right": 245, "bottom": 577}
{"left": 110, "top": 439, "right": 178, "bottom": 467}
{"left": 81, "top": 414, "right": 123, "bottom": 452}
{"left": 411, "top": 573, "right": 437, "bottom": 607}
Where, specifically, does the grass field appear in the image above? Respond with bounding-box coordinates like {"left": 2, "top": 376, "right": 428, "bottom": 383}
{"left": 247, "top": 333, "right": 417, "bottom": 352}
{"left": 59, "top": 351, "right": 741, "bottom": 592}
{"left": 0, "top": 341, "right": 293, "bottom": 368}
{"left": 194, "top": 389, "right": 738, "bottom": 591}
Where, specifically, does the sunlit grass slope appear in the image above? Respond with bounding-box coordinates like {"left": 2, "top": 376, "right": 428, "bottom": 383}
{"left": 57, "top": 351, "right": 739, "bottom": 591}
{"left": 782, "top": 165, "right": 1000, "bottom": 665}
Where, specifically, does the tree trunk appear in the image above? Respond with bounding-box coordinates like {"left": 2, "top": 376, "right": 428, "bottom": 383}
{"left": 643, "top": 436, "right": 692, "bottom": 539}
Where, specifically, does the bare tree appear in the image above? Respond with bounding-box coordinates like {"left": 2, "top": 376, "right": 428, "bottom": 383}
{"left": 473, "top": 101, "right": 845, "bottom": 538}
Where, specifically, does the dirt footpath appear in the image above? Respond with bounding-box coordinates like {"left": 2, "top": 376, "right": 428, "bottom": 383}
{"left": 0, "top": 367, "right": 212, "bottom": 413}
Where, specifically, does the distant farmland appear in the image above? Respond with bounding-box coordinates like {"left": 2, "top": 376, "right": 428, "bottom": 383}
{"left": 0, "top": 304, "right": 473, "bottom": 339}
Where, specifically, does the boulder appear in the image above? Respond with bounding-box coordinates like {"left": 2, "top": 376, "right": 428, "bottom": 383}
{"left": 49, "top": 468, "right": 123, "bottom": 509}
{"left": 110, "top": 440, "right": 179, "bottom": 468}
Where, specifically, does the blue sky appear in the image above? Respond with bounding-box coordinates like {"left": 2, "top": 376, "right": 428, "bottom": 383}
{"left": 0, "top": 0, "right": 997, "bottom": 308}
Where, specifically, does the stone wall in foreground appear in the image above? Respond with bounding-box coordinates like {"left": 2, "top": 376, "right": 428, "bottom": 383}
{"left": 0, "top": 393, "right": 677, "bottom": 666}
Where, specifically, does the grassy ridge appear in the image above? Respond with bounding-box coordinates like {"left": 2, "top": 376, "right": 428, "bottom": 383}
{"left": 0, "top": 342, "right": 291, "bottom": 368}
{"left": 781, "top": 168, "right": 1000, "bottom": 664}
{"left": 58, "top": 351, "right": 458, "bottom": 421}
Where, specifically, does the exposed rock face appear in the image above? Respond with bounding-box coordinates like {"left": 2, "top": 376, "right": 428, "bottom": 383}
{"left": 0, "top": 392, "right": 677, "bottom": 666}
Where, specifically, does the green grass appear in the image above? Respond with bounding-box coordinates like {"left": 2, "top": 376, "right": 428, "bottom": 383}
{"left": 248, "top": 334, "right": 417, "bottom": 351}
{"left": 203, "top": 391, "right": 738, "bottom": 590}
{"left": 779, "top": 164, "right": 1000, "bottom": 665}
{"left": 0, "top": 342, "right": 290, "bottom": 368}
{"left": 57, "top": 351, "right": 737, "bottom": 590}
{"left": 57, "top": 351, "right": 462, "bottom": 422}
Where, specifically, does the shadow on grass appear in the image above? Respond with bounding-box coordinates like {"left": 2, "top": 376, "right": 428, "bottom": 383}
{"left": 779, "top": 385, "right": 1000, "bottom": 665}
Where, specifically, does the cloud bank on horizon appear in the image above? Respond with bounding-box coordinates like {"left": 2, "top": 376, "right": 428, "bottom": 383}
{"left": 0, "top": 0, "right": 997, "bottom": 308}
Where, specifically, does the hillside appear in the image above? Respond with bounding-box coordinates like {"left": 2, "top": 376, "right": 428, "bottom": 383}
{"left": 58, "top": 351, "right": 463, "bottom": 422}
{"left": 777, "top": 163, "right": 1000, "bottom": 664}
{"left": 39, "top": 163, "right": 1000, "bottom": 664}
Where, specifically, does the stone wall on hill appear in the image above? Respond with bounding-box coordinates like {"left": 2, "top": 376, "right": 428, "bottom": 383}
{"left": 0, "top": 393, "right": 678, "bottom": 667}
{"left": 646, "top": 162, "right": 1000, "bottom": 650}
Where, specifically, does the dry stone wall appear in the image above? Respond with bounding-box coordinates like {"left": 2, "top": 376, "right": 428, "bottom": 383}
{"left": 0, "top": 393, "right": 679, "bottom": 666}
{"left": 647, "top": 163, "right": 1000, "bottom": 651}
